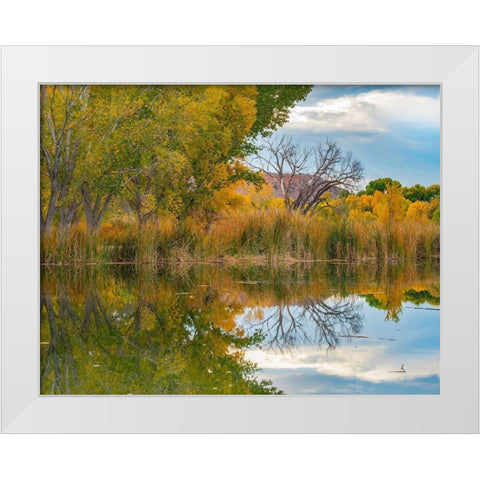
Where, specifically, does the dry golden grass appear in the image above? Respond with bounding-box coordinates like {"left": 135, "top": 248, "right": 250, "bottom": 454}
{"left": 41, "top": 210, "right": 440, "bottom": 265}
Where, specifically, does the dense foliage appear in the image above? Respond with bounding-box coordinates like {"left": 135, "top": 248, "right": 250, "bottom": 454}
{"left": 40, "top": 85, "right": 439, "bottom": 265}
{"left": 41, "top": 84, "right": 312, "bottom": 236}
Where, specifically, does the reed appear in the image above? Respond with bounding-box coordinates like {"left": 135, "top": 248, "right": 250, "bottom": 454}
{"left": 41, "top": 210, "right": 440, "bottom": 265}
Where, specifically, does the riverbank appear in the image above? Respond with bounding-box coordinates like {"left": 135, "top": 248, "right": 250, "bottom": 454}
{"left": 41, "top": 210, "right": 440, "bottom": 265}
{"left": 41, "top": 254, "right": 440, "bottom": 267}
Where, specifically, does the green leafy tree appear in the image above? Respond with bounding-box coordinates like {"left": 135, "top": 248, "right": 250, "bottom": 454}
{"left": 426, "top": 184, "right": 440, "bottom": 200}
{"left": 243, "top": 85, "right": 312, "bottom": 154}
{"left": 118, "top": 86, "right": 189, "bottom": 231}
{"left": 362, "top": 177, "right": 402, "bottom": 196}
{"left": 402, "top": 183, "right": 440, "bottom": 202}
{"left": 78, "top": 86, "right": 151, "bottom": 233}
{"left": 40, "top": 85, "right": 91, "bottom": 235}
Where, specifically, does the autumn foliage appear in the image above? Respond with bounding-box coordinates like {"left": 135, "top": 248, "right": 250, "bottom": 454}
{"left": 40, "top": 85, "right": 439, "bottom": 265}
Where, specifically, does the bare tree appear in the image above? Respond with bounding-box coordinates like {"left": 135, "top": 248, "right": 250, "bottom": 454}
{"left": 244, "top": 296, "right": 363, "bottom": 352}
{"left": 253, "top": 135, "right": 364, "bottom": 214}
{"left": 252, "top": 135, "right": 312, "bottom": 209}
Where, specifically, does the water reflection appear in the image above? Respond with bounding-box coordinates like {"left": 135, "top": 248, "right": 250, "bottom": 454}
{"left": 41, "top": 271, "right": 280, "bottom": 395}
{"left": 40, "top": 260, "right": 440, "bottom": 395}
{"left": 244, "top": 297, "right": 363, "bottom": 352}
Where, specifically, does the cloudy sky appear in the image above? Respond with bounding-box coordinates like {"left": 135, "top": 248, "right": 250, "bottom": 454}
{"left": 273, "top": 85, "right": 440, "bottom": 187}
{"left": 241, "top": 297, "right": 440, "bottom": 395}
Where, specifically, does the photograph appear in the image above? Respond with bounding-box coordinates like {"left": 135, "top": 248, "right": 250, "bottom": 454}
{"left": 40, "top": 84, "right": 440, "bottom": 395}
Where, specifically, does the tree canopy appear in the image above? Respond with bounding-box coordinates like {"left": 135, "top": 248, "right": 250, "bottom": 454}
{"left": 361, "top": 177, "right": 402, "bottom": 195}
{"left": 40, "top": 84, "right": 312, "bottom": 236}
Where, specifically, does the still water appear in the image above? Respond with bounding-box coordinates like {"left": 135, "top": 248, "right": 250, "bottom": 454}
{"left": 40, "top": 261, "right": 439, "bottom": 395}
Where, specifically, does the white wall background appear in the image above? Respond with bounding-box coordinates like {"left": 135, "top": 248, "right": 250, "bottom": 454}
{"left": 1, "top": 1, "right": 479, "bottom": 479}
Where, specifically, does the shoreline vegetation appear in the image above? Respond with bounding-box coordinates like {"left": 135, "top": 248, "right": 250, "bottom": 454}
{"left": 41, "top": 206, "right": 440, "bottom": 266}
{"left": 40, "top": 85, "right": 439, "bottom": 267}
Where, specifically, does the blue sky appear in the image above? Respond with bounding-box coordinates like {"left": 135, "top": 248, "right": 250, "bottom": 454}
{"left": 272, "top": 85, "right": 440, "bottom": 187}
{"left": 241, "top": 297, "right": 440, "bottom": 395}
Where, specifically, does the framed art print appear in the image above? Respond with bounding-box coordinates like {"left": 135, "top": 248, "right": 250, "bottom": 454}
{"left": 1, "top": 46, "right": 478, "bottom": 432}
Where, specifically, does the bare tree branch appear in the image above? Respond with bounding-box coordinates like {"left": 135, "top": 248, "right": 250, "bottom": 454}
{"left": 254, "top": 136, "right": 364, "bottom": 214}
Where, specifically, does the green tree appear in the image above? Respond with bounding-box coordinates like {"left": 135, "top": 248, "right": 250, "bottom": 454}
{"left": 401, "top": 183, "right": 440, "bottom": 203}
{"left": 362, "top": 177, "right": 402, "bottom": 196}
{"left": 79, "top": 86, "right": 150, "bottom": 234}
{"left": 119, "top": 86, "right": 189, "bottom": 231}
{"left": 40, "top": 85, "right": 156, "bottom": 235}
{"left": 40, "top": 84, "right": 313, "bottom": 239}
{"left": 244, "top": 85, "right": 312, "bottom": 154}
{"left": 40, "top": 85, "right": 91, "bottom": 235}
{"left": 177, "top": 85, "right": 261, "bottom": 218}
{"left": 426, "top": 184, "right": 440, "bottom": 200}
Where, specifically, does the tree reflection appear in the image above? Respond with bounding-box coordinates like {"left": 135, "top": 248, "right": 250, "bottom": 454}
{"left": 40, "top": 270, "right": 282, "bottom": 395}
{"left": 40, "top": 260, "right": 439, "bottom": 394}
{"left": 41, "top": 293, "right": 78, "bottom": 394}
{"left": 245, "top": 296, "right": 363, "bottom": 352}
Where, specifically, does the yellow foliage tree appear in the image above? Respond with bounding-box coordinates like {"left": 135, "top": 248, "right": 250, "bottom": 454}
{"left": 374, "top": 184, "right": 409, "bottom": 225}
{"left": 406, "top": 201, "right": 430, "bottom": 222}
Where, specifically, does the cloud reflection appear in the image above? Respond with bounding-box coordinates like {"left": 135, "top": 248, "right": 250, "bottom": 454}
{"left": 241, "top": 296, "right": 440, "bottom": 394}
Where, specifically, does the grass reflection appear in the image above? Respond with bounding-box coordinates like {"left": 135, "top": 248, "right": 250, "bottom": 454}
{"left": 40, "top": 260, "right": 439, "bottom": 394}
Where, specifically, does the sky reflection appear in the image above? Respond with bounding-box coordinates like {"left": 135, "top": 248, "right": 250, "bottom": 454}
{"left": 240, "top": 297, "right": 440, "bottom": 394}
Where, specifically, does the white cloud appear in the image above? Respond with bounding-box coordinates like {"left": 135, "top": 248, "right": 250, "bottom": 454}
{"left": 284, "top": 90, "right": 440, "bottom": 134}
{"left": 245, "top": 343, "right": 439, "bottom": 385}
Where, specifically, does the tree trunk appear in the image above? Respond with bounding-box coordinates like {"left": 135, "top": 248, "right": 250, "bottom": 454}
{"left": 83, "top": 190, "right": 113, "bottom": 235}
{"left": 58, "top": 201, "right": 81, "bottom": 238}
{"left": 41, "top": 179, "right": 59, "bottom": 236}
